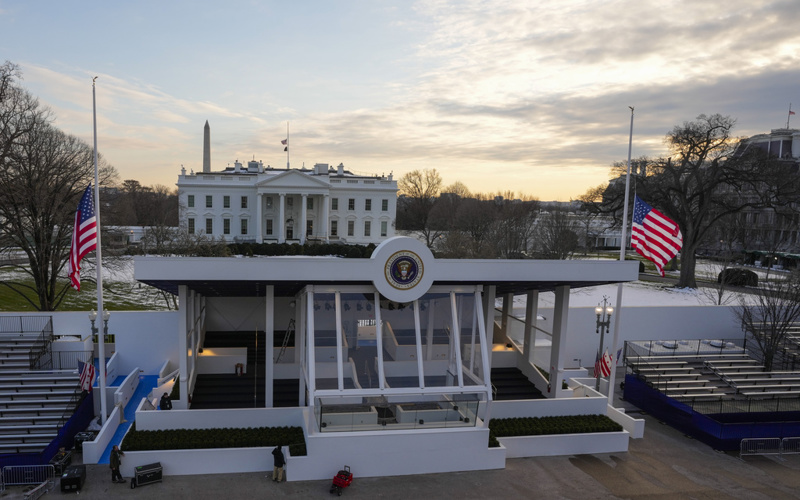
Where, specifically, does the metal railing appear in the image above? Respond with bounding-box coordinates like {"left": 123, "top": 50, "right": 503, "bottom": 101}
{"left": 740, "top": 437, "right": 800, "bottom": 458}
{"left": 28, "top": 320, "right": 55, "bottom": 370}
{"left": 1, "top": 465, "right": 55, "bottom": 488}
{"left": 0, "top": 316, "right": 52, "bottom": 334}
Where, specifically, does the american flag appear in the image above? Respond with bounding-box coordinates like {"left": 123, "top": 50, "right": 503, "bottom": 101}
{"left": 67, "top": 184, "right": 98, "bottom": 291}
{"left": 631, "top": 195, "right": 682, "bottom": 277}
{"left": 79, "top": 360, "right": 95, "bottom": 392}
{"left": 594, "top": 348, "right": 612, "bottom": 378}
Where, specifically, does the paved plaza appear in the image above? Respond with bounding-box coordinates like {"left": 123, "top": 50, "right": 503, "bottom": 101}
{"left": 9, "top": 380, "right": 800, "bottom": 499}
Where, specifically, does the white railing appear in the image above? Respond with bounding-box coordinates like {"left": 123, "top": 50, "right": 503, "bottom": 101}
{"left": 1, "top": 465, "right": 55, "bottom": 488}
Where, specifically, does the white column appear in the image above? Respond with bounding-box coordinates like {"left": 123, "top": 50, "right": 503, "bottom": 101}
{"left": 523, "top": 290, "right": 539, "bottom": 366}
{"left": 548, "top": 285, "right": 570, "bottom": 398}
{"left": 278, "top": 193, "right": 285, "bottom": 243}
{"left": 498, "top": 293, "right": 513, "bottom": 344}
{"left": 483, "top": 285, "right": 496, "bottom": 367}
{"left": 177, "top": 285, "right": 189, "bottom": 410}
{"left": 256, "top": 193, "right": 263, "bottom": 242}
{"left": 374, "top": 292, "right": 385, "bottom": 389}
{"left": 300, "top": 194, "right": 307, "bottom": 245}
{"left": 265, "top": 285, "right": 274, "bottom": 407}
{"left": 306, "top": 290, "right": 316, "bottom": 404}
{"left": 322, "top": 194, "right": 329, "bottom": 241}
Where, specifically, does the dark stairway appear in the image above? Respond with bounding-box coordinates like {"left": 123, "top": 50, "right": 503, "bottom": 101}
{"left": 490, "top": 368, "right": 545, "bottom": 400}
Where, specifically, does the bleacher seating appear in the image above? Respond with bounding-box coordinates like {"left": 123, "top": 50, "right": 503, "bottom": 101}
{"left": 0, "top": 332, "right": 82, "bottom": 454}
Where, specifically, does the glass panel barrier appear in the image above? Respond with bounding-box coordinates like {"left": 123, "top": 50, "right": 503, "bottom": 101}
{"left": 316, "top": 393, "right": 482, "bottom": 432}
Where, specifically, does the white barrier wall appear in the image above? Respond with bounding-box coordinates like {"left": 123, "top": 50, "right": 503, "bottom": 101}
{"left": 135, "top": 406, "right": 305, "bottom": 431}
{"left": 536, "top": 305, "right": 741, "bottom": 370}
{"left": 0, "top": 311, "right": 179, "bottom": 376}
{"left": 82, "top": 405, "right": 122, "bottom": 464}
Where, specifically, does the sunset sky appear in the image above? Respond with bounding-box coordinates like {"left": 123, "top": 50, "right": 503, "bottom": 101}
{"left": 2, "top": 0, "right": 799, "bottom": 200}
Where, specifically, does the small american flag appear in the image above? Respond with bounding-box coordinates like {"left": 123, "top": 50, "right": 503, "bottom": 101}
{"left": 631, "top": 195, "right": 682, "bottom": 277}
{"left": 67, "top": 184, "right": 98, "bottom": 291}
{"left": 79, "top": 360, "right": 95, "bottom": 392}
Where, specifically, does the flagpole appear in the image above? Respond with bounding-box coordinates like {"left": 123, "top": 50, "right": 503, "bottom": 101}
{"left": 286, "top": 122, "right": 290, "bottom": 169}
{"left": 607, "top": 106, "right": 634, "bottom": 400}
{"left": 92, "top": 77, "right": 108, "bottom": 424}
{"left": 788, "top": 103, "right": 793, "bottom": 129}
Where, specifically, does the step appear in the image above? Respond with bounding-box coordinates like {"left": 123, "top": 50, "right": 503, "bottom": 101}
{"left": 0, "top": 424, "right": 60, "bottom": 435}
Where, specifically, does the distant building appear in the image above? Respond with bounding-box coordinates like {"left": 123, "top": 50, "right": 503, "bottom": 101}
{"left": 177, "top": 123, "right": 398, "bottom": 245}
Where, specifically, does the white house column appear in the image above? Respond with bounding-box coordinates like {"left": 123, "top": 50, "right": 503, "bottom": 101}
{"left": 523, "top": 290, "right": 539, "bottom": 366}
{"left": 322, "top": 194, "right": 329, "bottom": 241}
{"left": 300, "top": 194, "right": 308, "bottom": 245}
{"left": 256, "top": 193, "right": 263, "bottom": 242}
{"left": 265, "top": 285, "right": 274, "bottom": 407}
{"left": 278, "top": 193, "right": 285, "bottom": 243}
{"left": 548, "top": 285, "right": 570, "bottom": 398}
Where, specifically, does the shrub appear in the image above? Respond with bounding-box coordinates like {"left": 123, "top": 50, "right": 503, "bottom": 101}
{"left": 121, "top": 424, "right": 306, "bottom": 456}
{"left": 718, "top": 268, "right": 758, "bottom": 287}
{"left": 487, "top": 414, "right": 623, "bottom": 446}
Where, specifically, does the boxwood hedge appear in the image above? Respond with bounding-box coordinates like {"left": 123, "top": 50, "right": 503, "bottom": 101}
{"left": 488, "top": 414, "right": 622, "bottom": 447}
{"left": 121, "top": 423, "right": 306, "bottom": 456}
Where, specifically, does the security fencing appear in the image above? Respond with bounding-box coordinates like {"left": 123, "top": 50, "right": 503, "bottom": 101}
{"left": 740, "top": 437, "right": 800, "bottom": 458}
{"left": 1, "top": 465, "right": 55, "bottom": 488}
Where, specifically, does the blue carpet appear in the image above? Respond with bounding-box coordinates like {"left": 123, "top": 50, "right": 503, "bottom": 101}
{"left": 97, "top": 374, "right": 158, "bottom": 464}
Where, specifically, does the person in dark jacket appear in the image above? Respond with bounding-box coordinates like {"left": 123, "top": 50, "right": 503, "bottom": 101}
{"left": 271, "top": 445, "right": 286, "bottom": 482}
{"left": 110, "top": 445, "right": 125, "bottom": 483}
{"left": 160, "top": 392, "right": 172, "bottom": 410}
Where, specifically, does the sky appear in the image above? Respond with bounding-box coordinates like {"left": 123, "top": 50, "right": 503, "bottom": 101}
{"left": 2, "top": 0, "right": 800, "bottom": 201}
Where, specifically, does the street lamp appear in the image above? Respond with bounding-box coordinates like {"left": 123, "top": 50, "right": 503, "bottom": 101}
{"left": 595, "top": 296, "right": 614, "bottom": 391}
{"left": 89, "top": 310, "right": 111, "bottom": 343}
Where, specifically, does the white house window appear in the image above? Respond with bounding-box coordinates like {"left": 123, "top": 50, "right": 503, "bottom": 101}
{"left": 307, "top": 220, "right": 313, "bottom": 236}
{"left": 347, "top": 220, "right": 355, "bottom": 236}
{"left": 241, "top": 219, "right": 248, "bottom": 235}
{"left": 206, "top": 218, "right": 213, "bottom": 234}
{"left": 241, "top": 196, "right": 248, "bottom": 209}
{"left": 364, "top": 220, "right": 371, "bottom": 237}
{"left": 332, "top": 198, "right": 339, "bottom": 210}
{"left": 266, "top": 196, "right": 273, "bottom": 209}
{"left": 331, "top": 220, "right": 338, "bottom": 236}
{"left": 348, "top": 198, "right": 355, "bottom": 211}
{"left": 381, "top": 199, "right": 388, "bottom": 211}
{"left": 188, "top": 195, "right": 195, "bottom": 208}
{"left": 188, "top": 218, "right": 195, "bottom": 234}
{"left": 307, "top": 197, "right": 314, "bottom": 210}
{"left": 206, "top": 195, "right": 213, "bottom": 208}
{"left": 223, "top": 195, "right": 230, "bottom": 209}
{"left": 287, "top": 197, "right": 294, "bottom": 207}
{"left": 365, "top": 199, "right": 372, "bottom": 211}
{"left": 381, "top": 221, "right": 388, "bottom": 237}
{"left": 266, "top": 219, "right": 273, "bottom": 236}
{"left": 223, "top": 218, "right": 231, "bottom": 235}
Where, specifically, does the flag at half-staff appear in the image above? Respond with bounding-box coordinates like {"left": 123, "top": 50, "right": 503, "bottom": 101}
{"left": 631, "top": 195, "right": 682, "bottom": 277}
{"left": 67, "top": 184, "right": 98, "bottom": 291}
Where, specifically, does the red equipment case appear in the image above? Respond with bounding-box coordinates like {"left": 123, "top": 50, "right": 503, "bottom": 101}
{"left": 329, "top": 465, "right": 353, "bottom": 496}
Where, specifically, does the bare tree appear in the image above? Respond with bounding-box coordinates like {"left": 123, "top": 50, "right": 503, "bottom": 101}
{"left": 533, "top": 207, "right": 580, "bottom": 259}
{"left": 603, "top": 114, "right": 800, "bottom": 288}
{"left": 0, "top": 64, "right": 118, "bottom": 310}
{"left": 396, "top": 169, "right": 443, "bottom": 248}
{"left": 736, "top": 271, "right": 800, "bottom": 371}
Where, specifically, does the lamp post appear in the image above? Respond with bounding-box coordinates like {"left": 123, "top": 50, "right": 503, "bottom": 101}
{"left": 595, "top": 296, "right": 613, "bottom": 391}
{"left": 89, "top": 309, "right": 111, "bottom": 423}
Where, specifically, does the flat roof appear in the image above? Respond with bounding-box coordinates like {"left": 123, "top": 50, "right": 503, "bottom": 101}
{"left": 134, "top": 255, "right": 639, "bottom": 297}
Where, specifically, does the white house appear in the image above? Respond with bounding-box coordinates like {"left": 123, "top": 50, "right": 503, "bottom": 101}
{"left": 177, "top": 123, "right": 397, "bottom": 245}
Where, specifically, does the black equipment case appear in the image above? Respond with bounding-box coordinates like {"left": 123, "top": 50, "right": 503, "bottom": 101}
{"left": 60, "top": 464, "right": 86, "bottom": 492}
{"left": 130, "top": 462, "right": 162, "bottom": 489}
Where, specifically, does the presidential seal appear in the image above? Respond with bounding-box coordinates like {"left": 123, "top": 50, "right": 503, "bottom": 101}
{"left": 385, "top": 250, "right": 424, "bottom": 290}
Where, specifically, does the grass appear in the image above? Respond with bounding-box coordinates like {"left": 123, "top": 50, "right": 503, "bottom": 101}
{"left": 0, "top": 276, "right": 169, "bottom": 312}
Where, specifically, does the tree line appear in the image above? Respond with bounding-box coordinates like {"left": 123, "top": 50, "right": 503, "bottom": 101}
{"left": 396, "top": 171, "right": 585, "bottom": 260}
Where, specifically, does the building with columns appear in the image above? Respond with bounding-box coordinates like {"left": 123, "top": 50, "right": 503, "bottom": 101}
{"left": 178, "top": 123, "right": 397, "bottom": 245}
